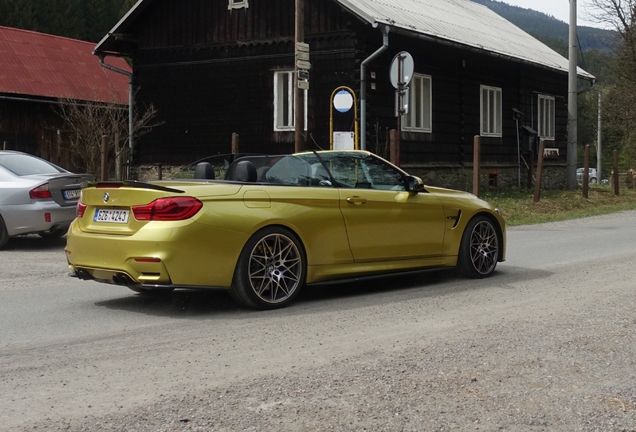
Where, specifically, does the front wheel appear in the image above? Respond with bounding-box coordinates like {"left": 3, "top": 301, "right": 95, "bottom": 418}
{"left": 231, "top": 227, "right": 306, "bottom": 310}
{"left": 457, "top": 216, "right": 500, "bottom": 278}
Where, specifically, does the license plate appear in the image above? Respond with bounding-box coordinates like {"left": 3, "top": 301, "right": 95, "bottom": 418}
{"left": 94, "top": 209, "right": 130, "bottom": 224}
{"left": 63, "top": 189, "right": 81, "bottom": 200}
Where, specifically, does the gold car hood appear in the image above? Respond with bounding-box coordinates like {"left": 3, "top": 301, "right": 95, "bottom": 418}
{"left": 424, "top": 186, "right": 498, "bottom": 219}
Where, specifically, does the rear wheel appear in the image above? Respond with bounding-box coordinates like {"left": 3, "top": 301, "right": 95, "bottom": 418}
{"left": 0, "top": 215, "right": 8, "bottom": 249}
{"left": 458, "top": 216, "right": 500, "bottom": 278}
{"left": 231, "top": 227, "right": 306, "bottom": 310}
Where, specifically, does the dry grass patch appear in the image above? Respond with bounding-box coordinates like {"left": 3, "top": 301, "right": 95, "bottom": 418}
{"left": 482, "top": 187, "right": 636, "bottom": 226}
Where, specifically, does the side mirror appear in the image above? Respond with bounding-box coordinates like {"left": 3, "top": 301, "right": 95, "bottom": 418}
{"left": 405, "top": 175, "right": 425, "bottom": 193}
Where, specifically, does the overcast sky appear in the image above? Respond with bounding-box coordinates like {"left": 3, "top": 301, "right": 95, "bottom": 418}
{"left": 500, "top": 0, "right": 606, "bottom": 28}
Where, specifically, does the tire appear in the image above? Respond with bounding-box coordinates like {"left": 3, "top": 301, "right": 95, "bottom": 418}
{"left": 0, "top": 215, "right": 8, "bottom": 250}
{"left": 457, "top": 216, "right": 500, "bottom": 279}
{"left": 590, "top": 177, "right": 597, "bottom": 184}
{"left": 231, "top": 226, "right": 306, "bottom": 310}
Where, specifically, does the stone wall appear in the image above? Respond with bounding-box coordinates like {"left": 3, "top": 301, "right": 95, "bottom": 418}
{"left": 404, "top": 164, "right": 567, "bottom": 192}
{"left": 135, "top": 164, "right": 186, "bottom": 182}
{"left": 134, "top": 162, "right": 569, "bottom": 192}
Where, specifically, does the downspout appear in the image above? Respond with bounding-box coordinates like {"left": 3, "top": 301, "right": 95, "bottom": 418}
{"left": 97, "top": 55, "right": 134, "bottom": 163}
{"left": 360, "top": 24, "right": 389, "bottom": 151}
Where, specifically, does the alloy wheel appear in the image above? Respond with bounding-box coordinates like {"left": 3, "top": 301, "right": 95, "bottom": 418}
{"left": 469, "top": 220, "right": 499, "bottom": 275}
{"left": 248, "top": 233, "right": 302, "bottom": 304}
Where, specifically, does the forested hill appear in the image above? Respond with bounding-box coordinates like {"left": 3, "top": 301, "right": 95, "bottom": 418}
{"left": 471, "top": 0, "right": 617, "bottom": 52}
{"left": 0, "top": 0, "right": 136, "bottom": 43}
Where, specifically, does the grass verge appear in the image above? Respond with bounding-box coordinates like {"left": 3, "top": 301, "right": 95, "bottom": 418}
{"left": 481, "top": 186, "right": 636, "bottom": 226}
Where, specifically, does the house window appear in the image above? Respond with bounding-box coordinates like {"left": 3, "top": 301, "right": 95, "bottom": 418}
{"left": 402, "top": 74, "right": 432, "bottom": 133}
{"left": 480, "top": 85, "right": 502, "bottom": 137}
{"left": 538, "top": 94, "right": 555, "bottom": 140}
{"left": 228, "top": 0, "right": 249, "bottom": 10}
{"left": 274, "top": 71, "right": 307, "bottom": 132}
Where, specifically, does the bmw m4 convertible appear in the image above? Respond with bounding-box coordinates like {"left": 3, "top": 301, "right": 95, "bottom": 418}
{"left": 66, "top": 150, "right": 505, "bottom": 310}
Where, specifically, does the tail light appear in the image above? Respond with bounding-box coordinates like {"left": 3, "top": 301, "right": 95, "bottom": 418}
{"left": 132, "top": 197, "right": 203, "bottom": 221}
{"left": 30, "top": 183, "right": 52, "bottom": 199}
{"left": 77, "top": 200, "right": 87, "bottom": 218}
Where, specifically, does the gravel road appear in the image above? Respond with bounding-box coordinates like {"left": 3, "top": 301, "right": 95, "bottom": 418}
{"left": 2, "top": 213, "right": 636, "bottom": 431}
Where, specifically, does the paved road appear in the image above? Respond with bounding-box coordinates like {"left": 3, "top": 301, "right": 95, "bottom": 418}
{"left": 1, "top": 211, "right": 635, "bottom": 431}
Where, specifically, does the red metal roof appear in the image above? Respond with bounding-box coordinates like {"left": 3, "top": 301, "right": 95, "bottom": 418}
{"left": 0, "top": 26, "right": 130, "bottom": 104}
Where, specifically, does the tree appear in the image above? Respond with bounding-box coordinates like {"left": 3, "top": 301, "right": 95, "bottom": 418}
{"left": 56, "top": 96, "right": 160, "bottom": 180}
{"left": 587, "top": 0, "right": 636, "bottom": 171}
{"left": 0, "top": 0, "right": 134, "bottom": 42}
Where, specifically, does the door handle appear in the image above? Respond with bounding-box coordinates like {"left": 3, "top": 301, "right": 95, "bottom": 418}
{"left": 346, "top": 196, "right": 368, "bottom": 205}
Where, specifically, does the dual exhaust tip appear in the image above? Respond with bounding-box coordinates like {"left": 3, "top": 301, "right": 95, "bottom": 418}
{"left": 74, "top": 269, "right": 134, "bottom": 286}
{"left": 75, "top": 268, "right": 93, "bottom": 280}
{"left": 112, "top": 273, "right": 134, "bottom": 286}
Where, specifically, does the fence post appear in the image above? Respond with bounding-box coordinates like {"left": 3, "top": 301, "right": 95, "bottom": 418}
{"left": 473, "top": 135, "right": 480, "bottom": 197}
{"left": 232, "top": 133, "right": 240, "bottom": 155}
{"left": 390, "top": 129, "right": 398, "bottom": 166}
{"left": 583, "top": 144, "right": 590, "bottom": 199}
{"left": 613, "top": 149, "right": 619, "bottom": 196}
{"left": 533, "top": 140, "right": 545, "bottom": 203}
{"left": 527, "top": 150, "right": 534, "bottom": 189}
{"left": 100, "top": 135, "right": 108, "bottom": 181}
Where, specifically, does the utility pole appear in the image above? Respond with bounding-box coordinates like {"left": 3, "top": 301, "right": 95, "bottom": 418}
{"left": 597, "top": 91, "right": 602, "bottom": 183}
{"left": 567, "top": 0, "right": 578, "bottom": 189}
{"left": 294, "top": 0, "right": 305, "bottom": 153}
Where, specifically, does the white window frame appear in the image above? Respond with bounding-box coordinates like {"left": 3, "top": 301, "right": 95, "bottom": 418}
{"left": 538, "top": 94, "right": 555, "bottom": 140}
{"left": 480, "top": 85, "right": 502, "bottom": 137}
{"left": 228, "top": 0, "right": 249, "bottom": 10}
{"left": 402, "top": 73, "right": 432, "bottom": 133}
{"left": 273, "top": 70, "right": 307, "bottom": 132}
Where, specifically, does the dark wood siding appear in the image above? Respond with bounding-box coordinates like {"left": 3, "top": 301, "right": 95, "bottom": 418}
{"left": 133, "top": 0, "right": 352, "bottom": 49}
{"left": 131, "top": 0, "right": 362, "bottom": 163}
{"left": 0, "top": 98, "right": 75, "bottom": 170}
{"left": 125, "top": 0, "right": 571, "bottom": 169}
{"left": 361, "top": 32, "right": 569, "bottom": 167}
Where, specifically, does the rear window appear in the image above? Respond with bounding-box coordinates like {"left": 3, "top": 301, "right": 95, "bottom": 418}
{"left": 0, "top": 154, "right": 66, "bottom": 176}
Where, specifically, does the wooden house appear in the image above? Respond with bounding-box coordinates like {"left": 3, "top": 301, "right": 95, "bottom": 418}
{"left": 0, "top": 26, "right": 129, "bottom": 171}
{"left": 94, "top": 0, "right": 594, "bottom": 189}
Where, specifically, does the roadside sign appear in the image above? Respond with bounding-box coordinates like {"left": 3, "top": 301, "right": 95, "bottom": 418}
{"left": 395, "top": 88, "right": 410, "bottom": 117}
{"left": 333, "top": 89, "right": 354, "bottom": 113}
{"left": 296, "top": 42, "right": 310, "bottom": 52}
{"left": 298, "top": 70, "right": 309, "bottom": 80}
{"left": 296, "top": 51, "right": 310, "bottom": 61}
{"left": 298, "top": 80, "right": 309, "bottom": 90}
{"left": 297, "top": 60, "right": 311, "bottom": 70}
{"left": 389, "top": 51, "right": 414, "bottom": 89}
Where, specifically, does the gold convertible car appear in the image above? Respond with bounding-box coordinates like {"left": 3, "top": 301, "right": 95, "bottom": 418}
{"left": 66, "top": 151, "right": 505, "bottom": 310}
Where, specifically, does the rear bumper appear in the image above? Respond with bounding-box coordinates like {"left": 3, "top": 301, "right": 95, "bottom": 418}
{"left": 65, "top": 218, "right": 247, "bottom": 288}
{"left": 2, "top": 201, "right": 75, "bottom": 236}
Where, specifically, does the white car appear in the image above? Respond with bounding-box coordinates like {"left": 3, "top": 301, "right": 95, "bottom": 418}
{"left": 0, "top": 151, "right": 93, "bottom": 249}
{"left": 576, "top": 167, "right": 597, "bottom": 184}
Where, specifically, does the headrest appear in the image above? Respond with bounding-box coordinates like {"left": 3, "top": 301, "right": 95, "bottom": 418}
{"left": 194, "top": 162, "right": 215, "bottom": 179}
{"left": 234, "top": 160, "right": 257, "bottom": 182}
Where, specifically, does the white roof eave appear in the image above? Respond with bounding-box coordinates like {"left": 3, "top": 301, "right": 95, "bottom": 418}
{"left": 337, "top": 0, "right": 594, "bottom": 80}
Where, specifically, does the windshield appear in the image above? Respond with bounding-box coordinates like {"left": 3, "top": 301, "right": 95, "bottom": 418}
{"left": 0, "top": 154, "right": 67, "bottom": 176}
